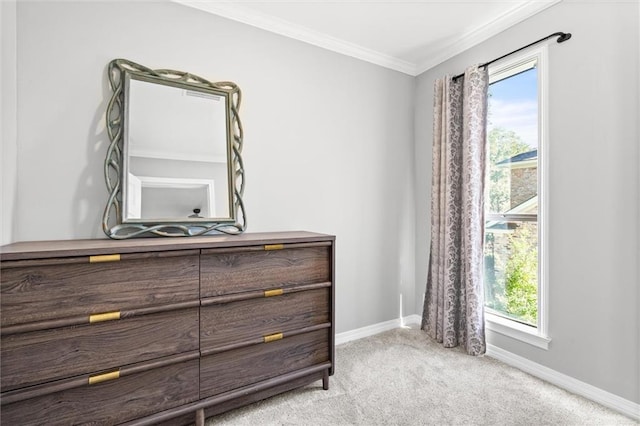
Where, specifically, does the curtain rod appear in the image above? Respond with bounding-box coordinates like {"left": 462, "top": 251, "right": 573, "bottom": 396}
{"left": 452, "top": 31, "right": 572, "bottom": 81}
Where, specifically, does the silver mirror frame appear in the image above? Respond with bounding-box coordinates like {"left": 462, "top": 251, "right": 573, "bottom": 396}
{"left": 102, "top": 59, "right": 246, "bottom": 239}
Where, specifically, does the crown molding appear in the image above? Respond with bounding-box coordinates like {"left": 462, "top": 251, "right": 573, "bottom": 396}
{"left": 173, "top": 0, "right": 418, "bottom": 75}
{"left": 173, "top": 0, "right": 561, "bottom": 77}
{"left": 415, "top": 0, "right": 562, "bottom": 75}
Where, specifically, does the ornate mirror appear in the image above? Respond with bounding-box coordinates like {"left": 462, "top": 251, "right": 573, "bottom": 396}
{"left": 102, "top": 59, "right": 245, "bottom": 239}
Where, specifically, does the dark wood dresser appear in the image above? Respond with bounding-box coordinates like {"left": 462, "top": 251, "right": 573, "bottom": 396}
{"left": 0, "top": 231, "right": 335, "bottom": 425}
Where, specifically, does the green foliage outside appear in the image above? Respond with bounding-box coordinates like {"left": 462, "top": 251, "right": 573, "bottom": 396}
{"left": 504, "top": 225, "right": 538, "bottom": 324}
{"left": 484, "top": 127, "right": 538, "bottom": 325}
{"left": 484, "top": 224, "right": 538, "bottom": 325}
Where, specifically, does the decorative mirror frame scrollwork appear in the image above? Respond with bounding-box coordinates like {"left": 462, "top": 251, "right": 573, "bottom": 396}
{"left": 102, "top": 59, "right": 246, "bottom": 239}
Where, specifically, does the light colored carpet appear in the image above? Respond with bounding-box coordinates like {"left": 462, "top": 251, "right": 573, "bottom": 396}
{"left": 207, "top": 328, "right": 636, "bottom": 425}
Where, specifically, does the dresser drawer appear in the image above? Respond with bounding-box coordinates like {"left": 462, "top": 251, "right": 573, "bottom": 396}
{"left": 1, "top": 358, "right": 199, "bottom": 426}
{"left": 200, "top": 328, "right": 329, "bottom": 398}
{"left": 1, "top": 308, "right": 199, "bottom": 392}
{"left": 200, "top": 245, "right": 331, "bottom": 297}
{"left": 1, "top": 250, "right": 199, "bottom": 328}
{"left": 201, "top": 287, "right": 330, "bottom": 351}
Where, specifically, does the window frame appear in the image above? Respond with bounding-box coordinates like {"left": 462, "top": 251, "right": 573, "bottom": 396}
{"left": 484, "top": 45, "right": 551, "bottom": 350}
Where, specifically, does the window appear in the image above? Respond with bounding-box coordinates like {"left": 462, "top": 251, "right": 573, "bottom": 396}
{"left": 483, "top": 47, "right": 550, "bottom": 349}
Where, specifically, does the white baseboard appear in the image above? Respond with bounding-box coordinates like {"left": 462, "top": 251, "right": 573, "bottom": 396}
{"left": 335, "top": 314, "right": 421, "bottom": 346}
{"left": 335, "top": 318, "right": 639, "bottom": 421}
{"left": 487, "top": 344, "right": 640, "bottom": 421}
{"left": 403, "top": 314, "right": 422, "bottom": 326}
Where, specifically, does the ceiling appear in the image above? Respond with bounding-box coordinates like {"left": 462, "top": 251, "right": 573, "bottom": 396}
{"left": 174, "top": 0, "right": 560, "bottom": 76}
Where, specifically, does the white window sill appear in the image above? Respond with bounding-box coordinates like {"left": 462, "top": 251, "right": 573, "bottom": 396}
{"left": 485, "top": 313, "right": 551, "bottom": 350}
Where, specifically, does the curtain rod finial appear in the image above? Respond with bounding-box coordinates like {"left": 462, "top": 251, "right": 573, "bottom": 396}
{"left": 557, "top": 32, "right": 572, "bottom": 43}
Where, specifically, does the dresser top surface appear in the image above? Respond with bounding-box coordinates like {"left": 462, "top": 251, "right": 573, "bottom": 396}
{"left": 0, "top": 231, "right": 334, "bottom": 261}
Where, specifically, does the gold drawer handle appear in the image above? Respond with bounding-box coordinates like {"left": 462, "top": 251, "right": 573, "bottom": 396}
{"left": 263, "top": 332, "right": 283, "bottom": 343}
{"left": 89, "top": 370, "right": 120, "bottom": 385}
{"left": 264, "top": 244, "right": 284, "bottom": 251}
{"left": 264, "top": 289, "right": 284, "bottom": 297}
{"left": 89, "top": 254, "right": 121, "bottom": 263}
{"left": 89, "top": 311, "right": 121, "bottom": 323}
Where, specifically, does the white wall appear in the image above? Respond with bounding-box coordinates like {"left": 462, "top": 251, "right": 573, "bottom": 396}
{"left": 415, "top": 1, "right": 639, "bottom": 404}
{"left": 3, "top": 1, "right": 416, "bottom": 335}
{"left": 1, "top": 0, "right": 18, "bottom": 245}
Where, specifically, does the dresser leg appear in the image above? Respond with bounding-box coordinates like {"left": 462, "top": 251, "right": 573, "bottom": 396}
{"left": 196, "top": 408, "right": 205, "bottom": 426}
{"left": 323, "top": 369, "right": 329, "bottom": 390}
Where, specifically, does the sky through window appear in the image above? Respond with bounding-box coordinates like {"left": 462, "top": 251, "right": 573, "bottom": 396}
{"left": 488, "top": 68, "right": 538, "bottom": 149}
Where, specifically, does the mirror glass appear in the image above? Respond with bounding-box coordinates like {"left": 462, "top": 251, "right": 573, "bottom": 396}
{"left": 124, "top": 76, "right": 231, "bottom": 222}
{"left": 102, "top": 59, "right": 245, "bottom": 239}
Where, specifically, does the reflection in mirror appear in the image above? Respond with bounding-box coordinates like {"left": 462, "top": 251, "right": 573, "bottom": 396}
{"left": 103, "top": 59, "right": 245, "bottom": 239}
{"left": 125, "top": 77, "right": 231, "bottom": 221}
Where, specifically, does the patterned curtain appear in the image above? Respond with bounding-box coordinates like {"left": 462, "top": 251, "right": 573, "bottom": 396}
{"left": 421, "top": 66, "right": 489, "bottom": 356}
